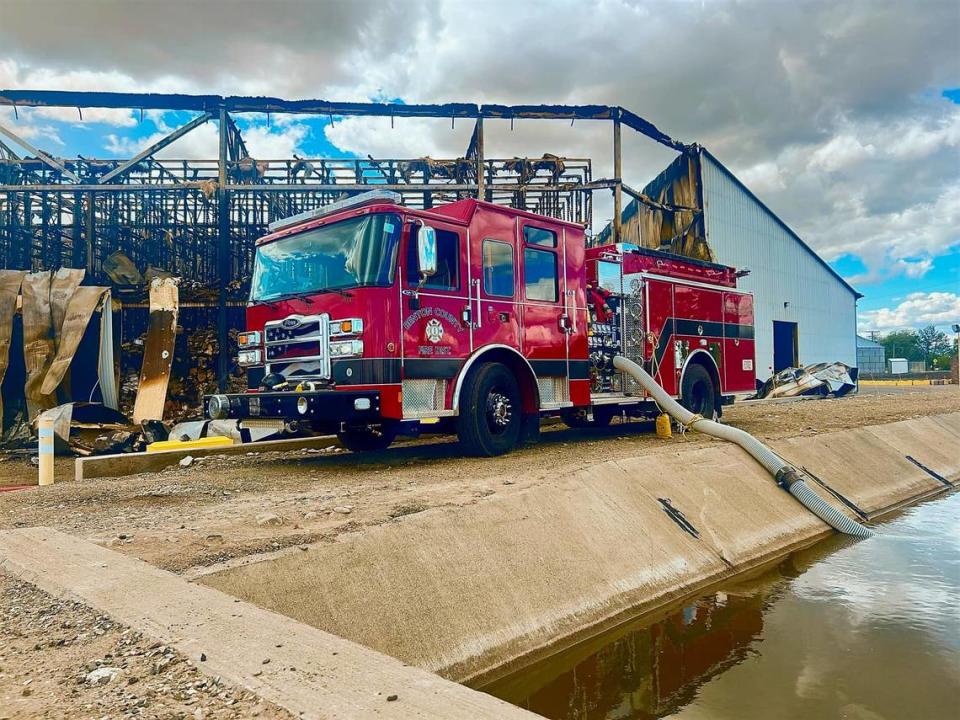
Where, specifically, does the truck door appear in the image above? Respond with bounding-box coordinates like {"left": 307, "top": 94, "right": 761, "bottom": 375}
{"left": 400, "top": 221, "right": 470, "bottom": 415}
{"left": 469, "top": 214, "right": 521, "bottom": 352}
{"left": 519, "top": 223, "right": 568, "bottom": 403}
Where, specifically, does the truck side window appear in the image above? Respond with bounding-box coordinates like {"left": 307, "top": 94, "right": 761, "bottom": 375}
{"left": 482, "top": 239, "right": 514, "bottom": 297}
{"left": 406, "top": 227, "right": 459, "bottom": 290}
{"left": 523, "top": 225, "right": 557, "bottom": 248}
{"left": 523, "top": 247, "right": 558, "bottom": 302}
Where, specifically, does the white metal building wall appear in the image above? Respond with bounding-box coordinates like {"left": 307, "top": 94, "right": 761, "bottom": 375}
{"left": 700, "top": 151, "right": 859, "bottom": 380}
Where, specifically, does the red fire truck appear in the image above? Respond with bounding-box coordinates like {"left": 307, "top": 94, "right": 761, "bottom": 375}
{"left": 205, "top": 190, "right": 755, "bottom": 455}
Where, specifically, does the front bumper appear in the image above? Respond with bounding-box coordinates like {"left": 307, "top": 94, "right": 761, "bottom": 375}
{"left": 203, "top": 389, "right": 381, "bottom": 423}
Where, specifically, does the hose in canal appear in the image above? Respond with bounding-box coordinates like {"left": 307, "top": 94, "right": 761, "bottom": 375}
{"left": 612, "top": 355, "right": 874, "bottom": 539}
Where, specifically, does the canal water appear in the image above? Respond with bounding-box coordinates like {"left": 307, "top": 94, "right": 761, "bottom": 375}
{"left": 484, "top": 491, "right": 960, "bottom": 719}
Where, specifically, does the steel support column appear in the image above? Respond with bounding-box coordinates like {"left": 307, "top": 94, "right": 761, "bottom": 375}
{"left": 217, "top": 107, "right": 231, "bottom": 391}
{"left": 475, "top": 117, "right": 485, "bottom": 201}
{"left": 612, "top": 109, "right": 623, "bottom": 244}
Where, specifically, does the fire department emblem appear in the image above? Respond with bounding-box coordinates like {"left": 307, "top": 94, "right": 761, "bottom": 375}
{"left": 425, "top": 318, "right": 444, "bottom": 343}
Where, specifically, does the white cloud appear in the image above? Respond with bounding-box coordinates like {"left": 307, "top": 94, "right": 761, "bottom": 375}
{"left": 104, "top": 122, "right": 220, "bottom": 159}
{"left": 859, "top": 291, "right": 960, "bottom": 333}
{"left": 737, "top": 161, "right": 785, "bottom": 193}
{"left": 809, "top": 134, "right": 876, "bottom": 173}
{"left": 241, "top": 123, "right": 309, "bottom": 159}
{"left": 103, "top": 116, "right": 309, "bottom": 160}
{"left": 0, "top": 107, "right": 64, "bottom": 148}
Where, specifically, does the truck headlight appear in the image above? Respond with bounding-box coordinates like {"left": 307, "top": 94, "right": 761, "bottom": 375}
{"left": 208, "top": 394, "right": 230, "bottom": 419}
{"left": 237, "top": 348, "right": 263, "bottom": 366}
{"left": 237, "top": 331, "right": 262, "bottom": 347}
{"left": 329, "top": 340, "right": 363, "bottom": 357}
{"left": 330, "top": 319, "right": 363, "bottom": 336}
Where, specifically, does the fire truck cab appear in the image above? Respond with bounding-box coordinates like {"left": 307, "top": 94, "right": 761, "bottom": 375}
{"left": 205, "top": 190, "right": 755, "bottom": 456}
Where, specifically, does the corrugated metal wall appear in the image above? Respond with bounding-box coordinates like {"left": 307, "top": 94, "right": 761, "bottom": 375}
{"left": 700, "top": 151, "right": 858, "bottom": 379}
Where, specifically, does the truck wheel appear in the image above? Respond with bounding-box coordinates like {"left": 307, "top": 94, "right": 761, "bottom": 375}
{"left": 456, "top": 362, "right": 522, "bottom": 456}
{"left": 337, "top": 422, "right": 397, "bottom": 453}
{"left": 680, "top": 364, "right": 717, "bottom": 418}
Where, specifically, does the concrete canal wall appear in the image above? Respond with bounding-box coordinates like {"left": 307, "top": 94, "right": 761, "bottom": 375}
{"left": 199, "top": 412, "right": 960, "bottom": 686}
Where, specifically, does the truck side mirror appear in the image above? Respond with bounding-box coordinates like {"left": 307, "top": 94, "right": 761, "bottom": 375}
{"left": 417, "top": 225, "right": 437, "bottom": 278}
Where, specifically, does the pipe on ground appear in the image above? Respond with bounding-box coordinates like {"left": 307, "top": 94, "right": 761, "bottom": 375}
{"left": 612, "top": 355, "right": 873, "bottom": 538}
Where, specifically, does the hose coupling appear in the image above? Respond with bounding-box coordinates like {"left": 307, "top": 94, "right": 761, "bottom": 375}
{"left": 775, "top": 466, "right": 803, "bottom": 490}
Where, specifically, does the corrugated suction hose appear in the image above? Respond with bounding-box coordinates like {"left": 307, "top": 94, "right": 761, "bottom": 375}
{"left": 612, "top": 356, "right": 873, "bottom": 538}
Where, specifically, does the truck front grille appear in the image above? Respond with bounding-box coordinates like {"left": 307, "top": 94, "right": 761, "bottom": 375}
{"left": 263, "top": 313, "right": 330, "bottom": 379}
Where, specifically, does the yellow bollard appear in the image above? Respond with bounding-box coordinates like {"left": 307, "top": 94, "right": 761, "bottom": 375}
{"left": 37, "top": 415, "right": 54, "bottom": 486}
{"left": 655, "top": 413, "right": 673, "bottom": 439}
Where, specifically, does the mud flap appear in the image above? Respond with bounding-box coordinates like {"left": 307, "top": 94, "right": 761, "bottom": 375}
{"left": 520, "top": 412, "right": 541, "bottom": 445}
{"left": 133, "top": 278, "right": 179, "bottom": 424}
{"left": 0, "top": 270, "right": 26, "bottom": 426}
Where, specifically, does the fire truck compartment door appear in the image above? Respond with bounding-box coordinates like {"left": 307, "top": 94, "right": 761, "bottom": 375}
{"left": 470, "top": 225, "right": 521, "bottom": 354}
{"left": 401, "top": 223, "right": 470, "bottom": 380}
{"left": 519, "top": 234, "right": 568, "bottom": 382}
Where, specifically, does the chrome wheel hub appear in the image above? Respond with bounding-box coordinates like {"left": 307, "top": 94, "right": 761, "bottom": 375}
{"left": 487, "top": 391, "right": 513, "bottom": 429}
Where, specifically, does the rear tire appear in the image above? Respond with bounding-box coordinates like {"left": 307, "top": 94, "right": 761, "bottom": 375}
{"left": 456, "top": 362, "right": 522, "bottom": 456}
{"left": 337, "top": 422, "right": 398, "bottom": 453}
{"left": 680, "top": 363, "right": 717, "bottom": 418}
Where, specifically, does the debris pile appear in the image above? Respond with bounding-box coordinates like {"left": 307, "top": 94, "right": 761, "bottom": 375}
{"left": 755, "top": 362, "right": 859, "bottom": 400}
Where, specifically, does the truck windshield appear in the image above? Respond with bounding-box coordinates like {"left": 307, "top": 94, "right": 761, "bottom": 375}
{"left": 250, "top": 213, "right": 401, "bottom": 301}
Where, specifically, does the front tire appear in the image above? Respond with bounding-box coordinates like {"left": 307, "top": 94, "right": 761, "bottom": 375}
{"left": 337, "top": 422, "right": 398, "bottom": 453}
{"left": 456, "top": 362, "right": 522, "bottom": 456}
{"left": 680, "top": 364, "right": 717, "bottom": 418}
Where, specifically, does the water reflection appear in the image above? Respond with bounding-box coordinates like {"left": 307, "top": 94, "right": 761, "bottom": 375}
{"left": 484, "top": 493, "right": 960, "bottom": 720}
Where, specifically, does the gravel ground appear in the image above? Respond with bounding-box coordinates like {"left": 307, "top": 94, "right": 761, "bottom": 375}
{"left": 0, "top": 574, "right": 293, "bottom": 720}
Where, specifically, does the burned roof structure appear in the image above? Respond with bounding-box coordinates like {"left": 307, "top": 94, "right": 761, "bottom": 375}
{"left": 0, "top": 91, "right": 696, "bottom": 406}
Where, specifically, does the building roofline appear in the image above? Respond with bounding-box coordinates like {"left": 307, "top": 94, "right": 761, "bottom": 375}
{"left": 700, "top": 148, "right": 863, "bottom": 299}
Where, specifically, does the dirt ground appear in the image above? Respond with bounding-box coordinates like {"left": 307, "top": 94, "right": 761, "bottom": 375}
{"left": 0, "top": 574, "right": 293, "bottom": 720}
{"left": 1, "top": 386, "right": 957, "bottom": 575}
{"left": 0, "top": 384, "right": 957, "bottom": 718}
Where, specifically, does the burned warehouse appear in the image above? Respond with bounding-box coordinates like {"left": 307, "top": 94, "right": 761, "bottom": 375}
{"left": 0, "top": 90, "right": 859, "bottom": 449}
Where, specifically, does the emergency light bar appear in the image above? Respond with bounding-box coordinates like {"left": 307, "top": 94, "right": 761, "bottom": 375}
{"left": 267, "top": 190, "right": 403, "bottom": 233}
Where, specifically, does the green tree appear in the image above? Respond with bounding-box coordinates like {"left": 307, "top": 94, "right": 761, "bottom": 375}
{"left": 931, "top": 336, "right": 959, "bottom": 371}
{"left": 916, "top": 325, "right": 951, "bottom": 363}
{"left": 880, "top": 330, "right": 920, "bottom": 362}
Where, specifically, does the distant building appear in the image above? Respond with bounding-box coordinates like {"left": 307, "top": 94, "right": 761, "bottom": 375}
{"left": 856, "top": 335, "right": 885, "bottom": 374}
